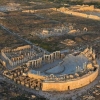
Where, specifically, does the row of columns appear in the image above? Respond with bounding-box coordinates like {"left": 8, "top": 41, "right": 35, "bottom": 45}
{"left": 28, "top": 57, "right": 42, "bottom": 68}
{"left": 43, "top": 51, "right": 61, "bottom": 63}
{"left": 11, "top": 55, "right": 24, "bottom": 62}
{"left": 11, "top": 50, "right": 35, "bottom": 61}
{"left": 1, "top": 44, "right": 32, "bottom": 54}
{"left": 10, "top": 51, "right": 36, "bottom": 67}
{"left": 76, "top": 62, "right": 87, "bottom": 73}
{"left": 1, "top": 47, "right": 63, "bottom": 68}
{"left": 1, "top": 46, "right": 31, "bottom": 53}
{"left": 26, "top": 51, "right": 63, "bottom": 68}
{"left": 1, "top": 48, "right": 11, "bottom": 53}
{"left": 24, "top": 51, "right": 62, "bottom": 68}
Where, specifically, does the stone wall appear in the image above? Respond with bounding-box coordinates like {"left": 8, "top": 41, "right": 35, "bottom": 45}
{"left": 55, "top": 7, "right": 100, "bottom": 21}
{"left": 1, "top": 45, "right": 31, "bottom": 53}
{"left": 22, "top": 8, "right": 55, "bottom": 13}
{"left": 77, "top": 5, "right": 94, "bottom": 11}
{"left": 14, "top": 45, "right": 31, "bottom": 51}
{"left": 28, "top": 72, "right": 45, "bottom": 80}
{"left": 42, "top": 67, "right": 99, "bottom": 91}
{"left": 0, "top": 59, "right": 6, "bottom": 67}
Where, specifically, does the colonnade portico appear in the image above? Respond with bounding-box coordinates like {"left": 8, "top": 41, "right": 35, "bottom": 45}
{"left": 25, "top": 51, "right": 63, "bottom": 69}
{"left": 43, "top": 51, "right": 61, "bottom": 63}
{"left": 1, "top": 45, "right": 31, "bottom": 53}
{"left": 0, "top": 44, "right": 65, "bottom": 69}
{"left": 0, "top": 45, "right": 43, "bottom": 68}
{"left": 28, "top": 57, "right": 42, "bottom": 68}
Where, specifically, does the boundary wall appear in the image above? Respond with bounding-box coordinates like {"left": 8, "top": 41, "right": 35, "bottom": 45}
{"left": 54, "top": 7, "right": 100, "bottom": 21}
{"left": 42, "top": 67, "right": 99, "bottom": 91}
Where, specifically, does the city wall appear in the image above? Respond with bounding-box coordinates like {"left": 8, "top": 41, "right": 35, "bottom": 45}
{"left": 42, "top": 67, "right": 99, "bottom": 91}
{"left": 22, "top": 6, "right": 100, "bottom": 21}
{"left": 55, "top": 7, "right": 100, "bottom": 21}
{"left": 78, "top": 5, "right": 94, "bottom": 11}
{"left": 22, "top": 8, "right": 54, "bottom": 13}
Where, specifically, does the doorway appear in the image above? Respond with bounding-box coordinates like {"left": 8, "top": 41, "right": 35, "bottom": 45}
{"left": 68, "top": 86, "right": 70, "bottom": 90}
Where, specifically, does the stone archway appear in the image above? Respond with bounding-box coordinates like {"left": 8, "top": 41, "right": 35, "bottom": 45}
{"left": 83, "top": 27, "right": 88, "bottom": 32}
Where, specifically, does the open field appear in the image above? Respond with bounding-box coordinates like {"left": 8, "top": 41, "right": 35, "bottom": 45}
{"left": 0, "top": 0, "right": 100, "bottom": 52}
{"left": 0, "top": 26, "right": 27, "bottom": 50}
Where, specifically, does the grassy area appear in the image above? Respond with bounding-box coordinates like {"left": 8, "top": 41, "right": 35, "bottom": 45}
{"left": 30, "top": 38, "right": 61, "bottom": 52}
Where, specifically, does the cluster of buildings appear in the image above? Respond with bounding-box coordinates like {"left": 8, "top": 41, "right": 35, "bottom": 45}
{"left": 0, "top": 45, "right": 45, "bottom": 69}
{"left": 37, "top": 26, "right": 88, "bottom": 38}
{"left": 3, "top": 65, "right": 43, "bottom": 90}
{"left": 0, "top": 44, "right": 99, "bottom": 92}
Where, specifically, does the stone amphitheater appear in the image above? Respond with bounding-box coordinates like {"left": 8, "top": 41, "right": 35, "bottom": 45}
{"left": 0, "top": 45, "right": 99, "bottom": 91}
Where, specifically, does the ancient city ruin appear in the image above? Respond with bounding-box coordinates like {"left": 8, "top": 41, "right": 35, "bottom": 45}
{"left": 0, "top": 45, "right": 99, "bottom": 91}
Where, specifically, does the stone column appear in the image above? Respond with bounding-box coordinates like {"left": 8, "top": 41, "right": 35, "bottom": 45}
{"left": 36, "top": 60, "right": 37, "bottom": 68}
{"left": 22, "top": 58, "right": 24, "bottom": 63}
{"left": 30, "top": 62, "right": 32, "bottom": 68}
{"left": 14, "top": 61, "right": 16, "bottom": 66}
{"left": 15, "top": 60, "right": 17, "bottom": 65}
{"left": 56, "top": 51, "right": 60, "bottom": 59}
{"left": 29, "top": 51, "right": 31, "bottom": 56}
{"left": 34, "top": 61, "right": 36, "bottom": 68}
{"left": 53, "top": 52, "right": 56, "bottom": 59}
{"left": 36, "top": 60, "right": 38, "bottom": 67}
{"left": 38, "top": 58, "right": 41, "bottom": 67}
{"left": 38, "top": 59, "right": 40, "bottom": 66}
{"left": 13, "top": 61, "right": 15, "bottom": 66}
{"left": 20, "top": 59, "right": 22, "bottom": 63}
{"left": 21, "top": 58, "right": 23, "bottom": 63}
{"left": 18, "top": 59, "right": 19, "bottom": 64}
{"left": 15, "top": 61, "right": 17, "bottom": 66}
{"left": 40, "top": 58, "right": 42, "bottom": 65}
{"left": 28, "top": 53, "right": 30, "bottom": 56}
{"left": 31, "top": 61, "right": 33, "bottom": 68}
{"left": 45, "top": 55, "right": 47, "bottom": 62}
{"left": 12, "top": 62, "right": 14, "bottom": 67}
{"left": 46, "top": 55, "right": 48, "bottom": 61}
{"left": 36, "top": 60, "right": 37, "bottom": 67}
{"left": 50, "top": 54, "right": 53, "bottom": 62}
{"left": 48, "top": 55, "right": 51, "bottom": 63}
{"left": 43, "top": 55, "right": 46, "bottom": 62}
